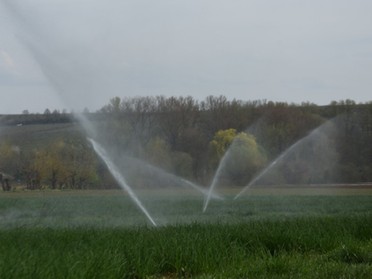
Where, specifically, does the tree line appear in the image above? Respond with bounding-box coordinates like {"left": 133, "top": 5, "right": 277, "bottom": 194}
{"left": 0, "top": 96, "right": 371, "bottom": 190}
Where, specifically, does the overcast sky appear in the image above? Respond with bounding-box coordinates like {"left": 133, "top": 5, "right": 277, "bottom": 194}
{"left": 0, "top": 0, "right": 371, "bottom": 114}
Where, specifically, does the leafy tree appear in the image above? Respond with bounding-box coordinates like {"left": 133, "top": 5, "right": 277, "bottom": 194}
{"left": 121, "top": 96, "right": 159, "bottom": 148}
{"left": 22, "top": 156, "right": 41, "bottom": 190}
{"left": 144, "top": 137, "right": 172, "bottom": 171}
{"left": 60, "top": 140, "right": 99, "bottom": 189}
{"left": 209, "top": 129, "right": 266, "bottom": 185}
{"left": 0, "top": 142, "right": 21, "bottom": 176}
{"left": 32, "top": 139, "right": 99, "bottom": 189}
{"left": 96, "top": 96, "right": 372, "bottom": 185}
{"left": 255, "top": 104, "right": 324, "bottom": 157}
{"left": 156, "top": 95, "right": 200, "bottom": 150}
{"left": 34, "top": 140, "right": 67, "bottom": 189}
{"left": 209, "top": 129, "right": 237, "bottom": 165}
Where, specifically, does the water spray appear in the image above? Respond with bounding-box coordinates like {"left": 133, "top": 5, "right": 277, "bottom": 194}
{"left": 203, "top": 140, "right": 235, "bottom": 212}
{"left": 234, "top": 121, "right": 334, "bottom": 200}
{"left": 124, "top": 155, "right": 223, "bottom": 200}
{"left": 234, "top": 140, "right": 302, "bottom": 200}
{"left": 88, "top": 138, "right": 157, "bottom": 227}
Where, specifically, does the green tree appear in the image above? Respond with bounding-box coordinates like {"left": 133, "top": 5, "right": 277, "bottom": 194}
{"left": 61, "top": 140, "right": 99, "bottom": 189}
{"left": 209, "top": 129, "right": 266, "bottom": 185}
{"left": 144, "top": 137, "right": 194, "bottom": 178}
{"left": 156, "top": 95, "right": 200, "bottom": 150}
{"left": 34, "top": 140, "right": 67, "bottom": 189}
{"left": 209, "top": 128, "right": 237, "bottom": 166}
{"left": 33, "top": 139, "right": 98, "bottom": 189}
{"left": 144, "top": 137, "right": 172, "bottom": 171}
{"left": 0, "top": 142, "right": 21, "bottom": 176}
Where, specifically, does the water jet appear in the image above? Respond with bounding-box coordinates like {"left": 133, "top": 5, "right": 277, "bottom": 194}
{"left": 203, "top": 144, "right": 233, "bottom": 212}
{"left": 88, "top": 138, "right": 157, "bottom": 226}
{"left": 235, "top": 120, "right": 338, "bottom": 199}
{"left": 124, "top": 155, "right": 223, "bottom": 200}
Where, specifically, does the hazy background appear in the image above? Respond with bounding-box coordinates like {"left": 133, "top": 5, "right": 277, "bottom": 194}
{"left": 0, "top": 0, "right": 371, "bottom": 114}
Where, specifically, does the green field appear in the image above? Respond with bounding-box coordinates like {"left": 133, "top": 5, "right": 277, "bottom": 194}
{"left": 0, "top": 189, "right": 371, "bottom": 278}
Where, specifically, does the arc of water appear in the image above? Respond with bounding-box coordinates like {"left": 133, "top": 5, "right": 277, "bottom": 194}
{"left": 234, "top": 128, "right": 321, "bottom": 200}
{"left": 123, "top": 155, "right": 223, "bottom": 200}
{"left": 180, "top": 178, "right": 223, "bottom": 200}
{"left": 203, "top": 143, "right": 234, "bottom": 212}
{"left": 88, "top": 138, "right": 157, "bottom": 227}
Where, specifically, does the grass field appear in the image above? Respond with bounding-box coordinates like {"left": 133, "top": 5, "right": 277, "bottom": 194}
{"left": 0, "top": 189, "right": 371, "bottom": 278}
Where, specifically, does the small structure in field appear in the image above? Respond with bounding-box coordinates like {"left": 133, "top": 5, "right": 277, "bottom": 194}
{"left": 0, "top": 172, "right": 13, "bottom": 191}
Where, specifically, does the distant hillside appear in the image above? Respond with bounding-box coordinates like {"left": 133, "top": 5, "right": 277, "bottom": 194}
{"left": 0, "top": 113, "right": 74, "bottom": 126}
{"left": 0, "top": 119, "right": 109, "bottom": 190}
{"left": 0, "top": 122, "right": 83, "bottom": 152}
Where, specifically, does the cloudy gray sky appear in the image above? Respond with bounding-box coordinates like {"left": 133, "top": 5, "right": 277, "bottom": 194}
{"left": 0, "top": 0, "right": 371, "bottom": 114}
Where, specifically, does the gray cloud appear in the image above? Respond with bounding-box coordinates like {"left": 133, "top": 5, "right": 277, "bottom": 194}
{"left": 1, "top": 0, "right": 371, "bottom": 113}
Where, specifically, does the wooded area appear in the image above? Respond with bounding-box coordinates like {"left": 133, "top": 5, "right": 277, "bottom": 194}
{"left": 0, "top": 96, "right": 371, "bottom": 190}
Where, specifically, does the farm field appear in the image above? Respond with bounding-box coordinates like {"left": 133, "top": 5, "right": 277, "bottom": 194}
{"left": 0, "top": 189, "right": 371, "bottom": 278}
